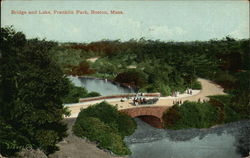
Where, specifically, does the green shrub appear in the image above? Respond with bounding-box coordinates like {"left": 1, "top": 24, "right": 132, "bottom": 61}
{"left": 63, "top": 83, "right": 100, "bottom": 104}
{"left": 63, "top": 83, "right": 88, "bottom": 103}
{"left": 224, "top": 105, "right": 243, "bottom": 123}
{"left": 72, "top": 102, "right": 136, "bottom": 155}
{"left": 208, "top": 95, "right": 249, "bottom": 123}
{"left": 163, "top": 105, "right": 181, "bottom": 129}
{"left": 163, "top": 101, "right": 219, "bottom": 129}
{"left": 87, "top": 91, "right": 101, "bottom": 97}
{"left": 191, "top": 80, "right": 202, "bottom": 90}
{"left": 117, "top": 112, "right": 137, "bottom": 137}
{"left": 164, "top": 94, "right": 249, "bottom": 130}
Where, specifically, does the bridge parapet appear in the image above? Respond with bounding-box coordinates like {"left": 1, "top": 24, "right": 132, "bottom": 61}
{"left": 79, "top": 93, "right": 161, "bottom": 103}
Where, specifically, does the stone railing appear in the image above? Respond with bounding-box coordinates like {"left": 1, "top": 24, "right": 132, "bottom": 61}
{"left": 79, "top": 93, "right": 161, "bottom": 103}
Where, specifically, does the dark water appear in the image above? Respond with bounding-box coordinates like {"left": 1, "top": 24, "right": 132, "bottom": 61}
{"left": 69, "top": 76, "right": 135, "bottom": 96}
{"left": 125, "top": 119, "right": 250, "bottom": 158}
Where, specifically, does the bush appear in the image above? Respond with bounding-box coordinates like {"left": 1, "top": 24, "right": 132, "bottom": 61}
{"left": 162, "top": 105, "right": 181, "bottom": 128}
{"left": 208, "top": 95, "right": 249, "bottom": 123}
{"left": 163, "top": 101, "right": 219, "bottom": 129}
{"left": 117, "top": 112, "right": 137, "bottom": 137}
{"left": 72, "top": 102, "right": 136, "bottom": 155}
{"left": 63, "top": 83, "right": 101, "bottom": 104}
{"left": 63, "top": 83, "right": 88, "bottom": 103}
{"left": 163, "top": 94, "right": 249, "bottom": 130}
{"left": 191, "top": 80, "right": 202, "bottom": 90}
{"left": 87, "top": 91, "right": 101, "bottom": 97}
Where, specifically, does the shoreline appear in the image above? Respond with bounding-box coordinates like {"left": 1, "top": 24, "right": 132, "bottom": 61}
{"left": 68, "top": 75, "right": 138, "bottom": 91}
{"left": 125, "top": 118, "right": 250, "bottom": 158}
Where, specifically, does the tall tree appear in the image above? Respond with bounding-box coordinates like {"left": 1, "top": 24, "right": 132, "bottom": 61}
{"left": 0, "top": 27, "right": 70, "bottom": 156}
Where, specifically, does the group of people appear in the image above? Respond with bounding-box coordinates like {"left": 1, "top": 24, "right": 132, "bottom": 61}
{"left": 173, "top": 100, "right": 182, "bottom": 105}
{"left": 133, "top": 97, "right": 147, "bottom": 105}
{"left": 198, "top": 98, "right": 208, "bottom": 103}
{"left": 120, "top": 93, "right": 145, "bottom": 104}
{"left": 172, "top": 88, "right": 193, "bottom": 97}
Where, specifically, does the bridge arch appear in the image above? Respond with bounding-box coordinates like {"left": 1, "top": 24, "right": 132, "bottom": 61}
{"left": 119, "top": 106, "right": 168, "bottom": 128}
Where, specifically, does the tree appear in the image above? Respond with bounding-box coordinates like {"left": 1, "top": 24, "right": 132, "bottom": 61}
{"left": 231, "top": 71, "right": 250, "bottom": 118}
{"left": 114, "top": 70, "right": 146, "bottom": 88}
{"left": 70, "top": 61, "right": 95, "bottom": 76}
{"left": 0, "top": 27, "right": 70, "bottom": 156}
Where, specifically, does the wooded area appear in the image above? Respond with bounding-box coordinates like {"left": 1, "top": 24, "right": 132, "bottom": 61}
{"left": 0, "top": 26, "right": 249, "bottom": 157}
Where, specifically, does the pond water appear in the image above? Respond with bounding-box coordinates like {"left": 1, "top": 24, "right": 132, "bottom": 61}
{"left": 125, "top": 119, "right": 249, "bottom": 158}
{"left": 68, "top": 76, "right": 135, "bottom": 96}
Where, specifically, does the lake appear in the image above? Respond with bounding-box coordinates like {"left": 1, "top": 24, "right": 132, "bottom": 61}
{"left": 125, "top": 118, "right": 249, "bottom": 158}
{"left": 69, "top": 76, "right": 135, "bottom": 96}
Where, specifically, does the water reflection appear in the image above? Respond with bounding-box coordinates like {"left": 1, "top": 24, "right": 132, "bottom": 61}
{"left": 69, "top": 76, "right": 135, "bottom": 96}
{"left": 125, "top": 119, "right": 243, "bottom": 158}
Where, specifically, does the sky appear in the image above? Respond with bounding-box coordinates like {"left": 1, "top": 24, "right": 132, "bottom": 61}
{"left": 1, "top": 0, "right": 249, "bottom": 43}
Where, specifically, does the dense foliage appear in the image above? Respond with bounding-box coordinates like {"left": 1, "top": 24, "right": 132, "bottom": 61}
{"left": 63, "top": 83, "right": 100, "bottom": 104}
{"left": 50, "top": 37, "right": 249, "bottom": 96}
{"left": 0, "top": 27, "right": 70, "bottom": 156}
{"left": 114, "top": 69, "right": 146, "bottom": 88}
{"left": 73, "top": 102, "right": 137, "bottom": 155}
{"left": 163, "top": 101, "right": 219, "bottom": 129}
{"left": 209, "top": 94, "right": 250, "bottom": 123}
{"left": 163, "top": 94, "right": 250, "bottom": 129}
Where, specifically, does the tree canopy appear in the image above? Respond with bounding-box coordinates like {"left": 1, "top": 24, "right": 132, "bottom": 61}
{"left": 0, "top": 27, "right": 70, "bottom": 156}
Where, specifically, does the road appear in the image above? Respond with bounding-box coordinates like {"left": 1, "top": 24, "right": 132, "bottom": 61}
{"left": 67, "top": 78, "right": 225, "bottom": 118}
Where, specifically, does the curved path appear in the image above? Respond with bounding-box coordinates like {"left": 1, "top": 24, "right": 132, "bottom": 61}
{"left": 67, "top": 78, "right": 225, "bottom": 118}
{"left": 56, "top": 78, "right": 226, "bottom": 158}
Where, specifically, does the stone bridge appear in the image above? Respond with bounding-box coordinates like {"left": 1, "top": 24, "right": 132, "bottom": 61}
{"left": 119, "top": 106, "right": 169, "bottom": 128}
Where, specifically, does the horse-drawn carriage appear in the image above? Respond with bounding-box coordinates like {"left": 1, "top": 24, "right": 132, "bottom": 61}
{"left": 133, "top": 97, "right": 159, "bottom": 105}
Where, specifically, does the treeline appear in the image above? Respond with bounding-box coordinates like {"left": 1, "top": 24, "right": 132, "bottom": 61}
{"left": 51, "top": 37, "right": 249, "bottom": 96}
